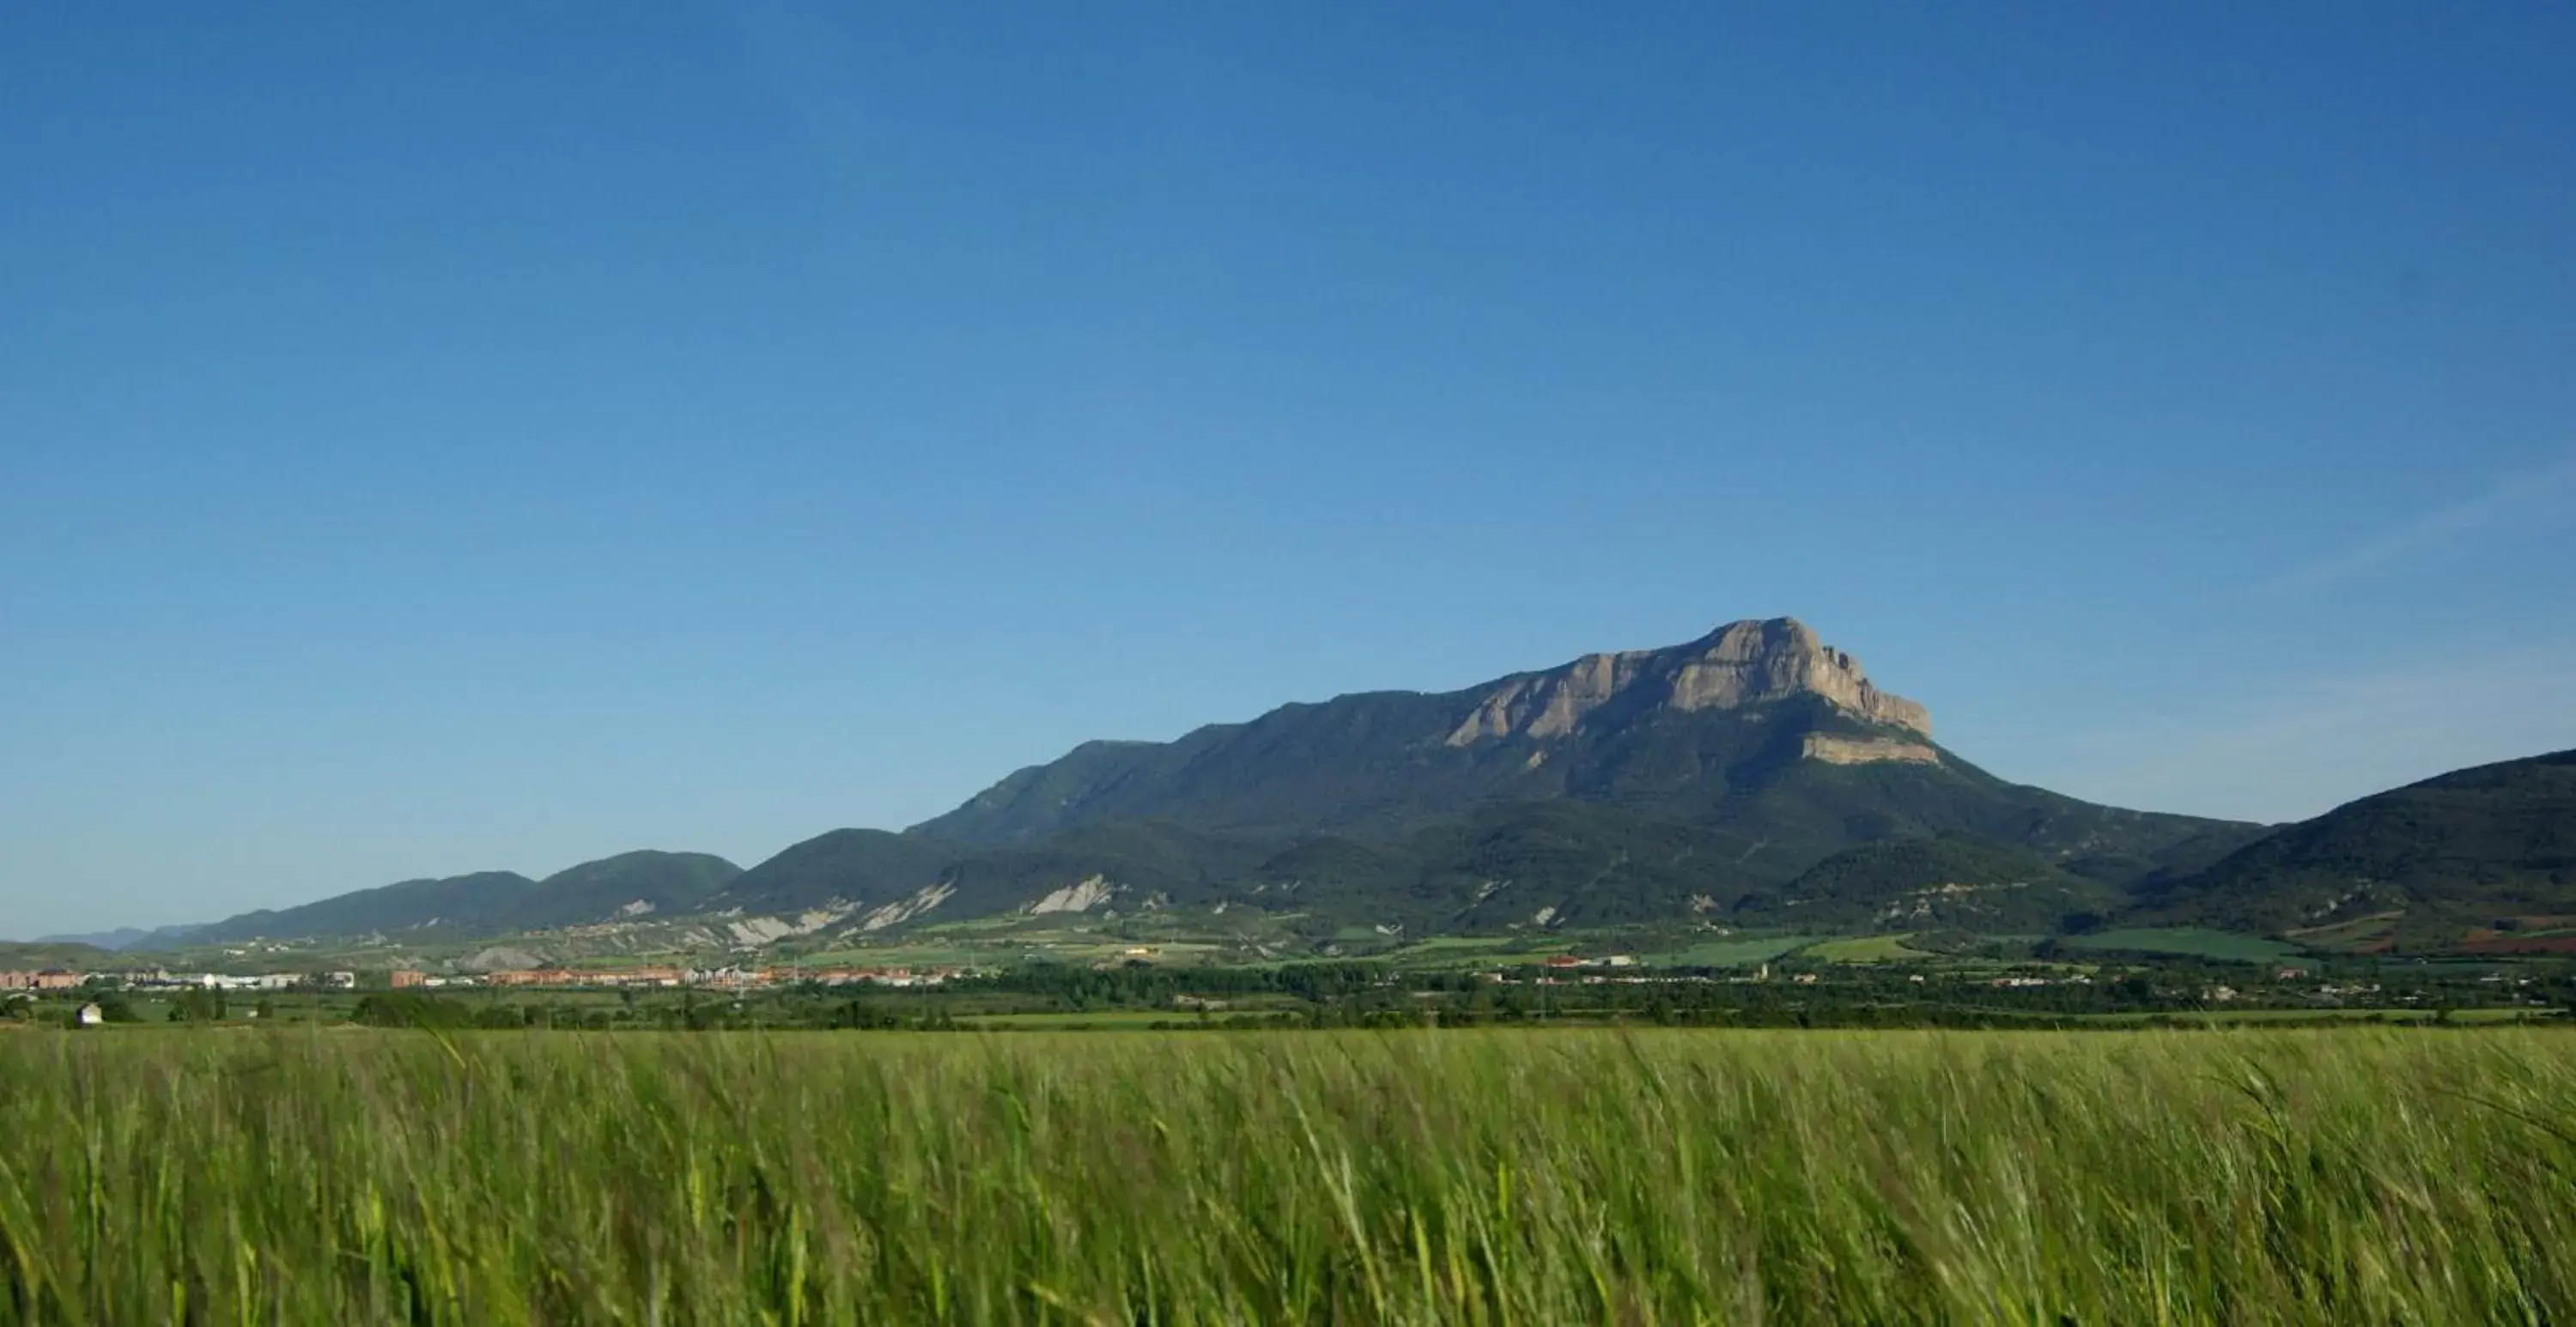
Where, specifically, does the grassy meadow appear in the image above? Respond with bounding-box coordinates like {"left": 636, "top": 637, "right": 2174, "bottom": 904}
{"left": 3, "top": 1029, "right": 2573, "bottom": 1324}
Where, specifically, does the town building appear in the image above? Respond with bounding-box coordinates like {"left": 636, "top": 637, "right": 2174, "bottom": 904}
{"left": 484, "top": 968, "right": 578, "bottom": 988}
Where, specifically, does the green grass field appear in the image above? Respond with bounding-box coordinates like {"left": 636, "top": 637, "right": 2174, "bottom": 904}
{"left": 3, "top": 1027, "right": 2573, "bottom": 1323}
{"left": 2072, "top": 1007, "right": 2552, "bottom": 1026}
{"left": 1381, "top": 936, "right": 1531, "bottom": 968}
{"left": 1655, "top": 934, "right": 1818, "bottom": 966}
{"left": 957, "top": 1010, "right": 1196, "bottom": 1029}
{"left": 2059, "top": 926, "right": 2309, "bottom": 964}
{"left": 1801, "top": 933, "right": 1932, "bottom": 963}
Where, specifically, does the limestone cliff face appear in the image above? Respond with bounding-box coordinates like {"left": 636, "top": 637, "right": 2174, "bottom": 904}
{"left": 1445, "top": 618, "right": 1932, "bottom": 747}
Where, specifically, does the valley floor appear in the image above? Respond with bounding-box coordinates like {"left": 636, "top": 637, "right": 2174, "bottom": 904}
{"left": 5, "top": 1028, "right": 2575, "bottom": 1323}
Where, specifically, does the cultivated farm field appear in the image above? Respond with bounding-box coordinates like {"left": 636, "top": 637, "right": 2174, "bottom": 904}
{"left": 2, "top": 1029, "right": 2573, "bottom": 1324}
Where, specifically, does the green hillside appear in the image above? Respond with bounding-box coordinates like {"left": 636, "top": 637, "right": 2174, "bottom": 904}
{"left": 524, "top": 851, "right": 743, "bottom": 927}
{"left": 718, "top": 800, "right": 2149, "bottom": 939}
{"left": 1750, "top": 835, "right": 2120, "bottom": 931}
{"left": 192, "top": 871, "right": 543, "bottom": 944}
{"left": 2139, "top": 749, "right": 2576, "bottom": 941}
{"left": 706, "top": 830, "right": 957, "bottom": 915}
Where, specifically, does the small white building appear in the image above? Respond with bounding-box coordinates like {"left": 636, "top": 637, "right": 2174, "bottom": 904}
{"left": 76, "top": 1003, "right": 105, "bottom": 1027}
{"left": 199, "top": 973, "right": 297, "bottom": 992}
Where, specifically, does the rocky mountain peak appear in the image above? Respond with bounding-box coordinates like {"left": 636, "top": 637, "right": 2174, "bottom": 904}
{"left": 1444, "top": 616, "right": 1932, "bottom": 747}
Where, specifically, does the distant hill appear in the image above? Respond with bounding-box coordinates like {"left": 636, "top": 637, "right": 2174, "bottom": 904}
{"left": 33, "top": 924, "right": 204, "bottom": 953}
{"left": 709, "top": 821, "right": 1283, "bottom": 927}
{"left": 192, "top": 851, "right": 742, "bottom": 943}
{"left": 2139, "top": 749, "right": 2576, "bottom": 938}
{"left": 193, "top": 871, "right": 544, "bottom": 944}
{"left": 0, "top": 941, "right": 115, "bottom": 970}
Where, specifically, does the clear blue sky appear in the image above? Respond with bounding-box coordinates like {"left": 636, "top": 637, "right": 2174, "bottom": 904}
{"left": 5, "top": 2, "right": 2573, "bottom": 937}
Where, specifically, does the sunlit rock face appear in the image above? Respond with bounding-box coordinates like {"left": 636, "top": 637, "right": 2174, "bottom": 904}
{"left": 1446, "top": 617, "right": 1932, "bottom": 747}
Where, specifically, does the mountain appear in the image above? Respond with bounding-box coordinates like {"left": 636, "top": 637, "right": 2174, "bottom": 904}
{"left": 912, "top": 618, "right": 1941, "bottom": 845}
{"left": 2137, "top": 749, "right": 2576, "bottom": 940}
{"left": 691, "top": 619, "right": 2261, "bottom": 938}
{"left": 910, "top": 618, "right": 2262, "bottom": 884}
{"left": 161, "top": 616, "right": 2325, "bottom": 947}
{"left": 192, "top": 851, "right": 743, "bottom": 943}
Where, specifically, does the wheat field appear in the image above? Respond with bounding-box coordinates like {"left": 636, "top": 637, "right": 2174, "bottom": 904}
{"left": 1, "top": 1028, "right": 2571, "bottom": 1324}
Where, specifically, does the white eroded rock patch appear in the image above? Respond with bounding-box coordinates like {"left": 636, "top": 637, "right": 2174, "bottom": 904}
{"left": 727, "top": 903, "right": 857, "bottom": 948}
{"left": 1027, "top": 875, "right": 1115, "bottom": 915}
{"left": 862, "top": 883, "right": 956, "bottom": 932}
